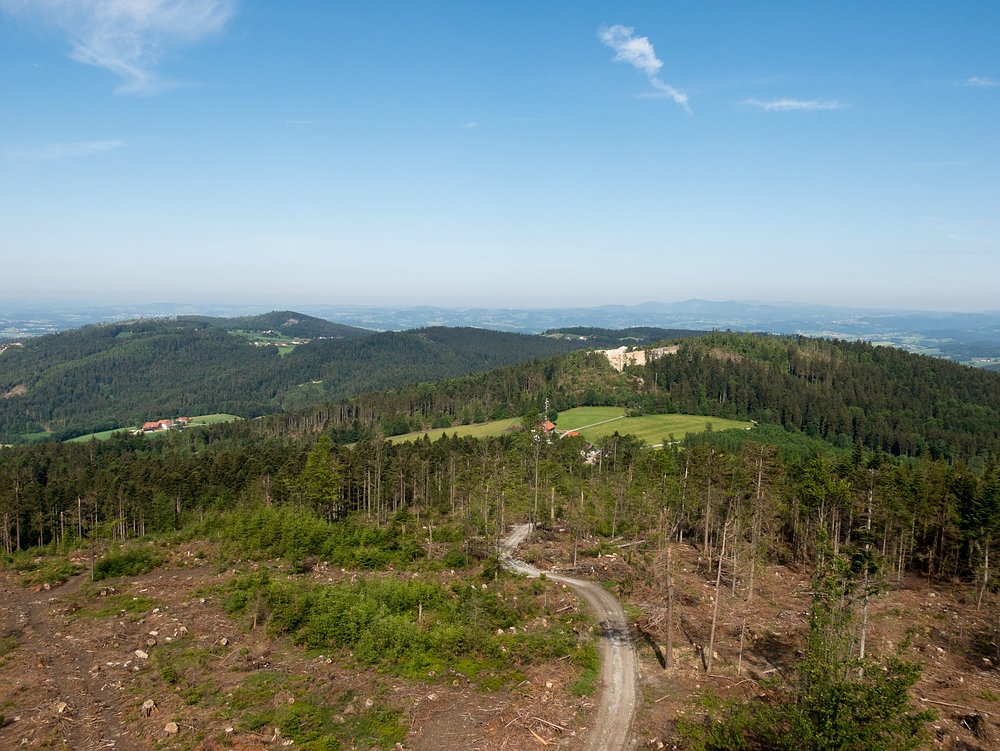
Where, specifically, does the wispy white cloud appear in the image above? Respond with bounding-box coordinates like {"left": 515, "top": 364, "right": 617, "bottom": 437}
{"left": 962, "top": 76, "right": 998, "bottom": 88}
{"left": 0, "top": 0, "right": 237, "bottom": 94}
{"left": 463, "top": 121, "right": 479, "bottom": 129}
{"left": 6, "top": 139, "right": 124, "bottom": 159}
{"left": 745, "top": 97, "right": 848, "bottom": 112}
{"left": 598, "top": 25, "right": 690, "bottom": 113}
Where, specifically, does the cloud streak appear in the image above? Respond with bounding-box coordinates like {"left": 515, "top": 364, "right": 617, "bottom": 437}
{"left": 0, "top": 0, "right": 237, "bottom": 93}
{"left": 6, "top": 139, "right": 124, "bottom": 159}
{"left": 745, "top": 97, "right": 848, "bottom": 112}
{"left": 962, "top": 76, "right": 998, "bottom": 88}
{"left": 598, "top": 25, "right": 690, "bottom": 113}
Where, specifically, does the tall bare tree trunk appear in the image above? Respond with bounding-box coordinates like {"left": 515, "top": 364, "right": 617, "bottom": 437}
{"left": 706, "top": 524, "right": 728, "bottom": 673}
{"left": 665, "top": 544, "right": 674, "bottom": 669}
{"left": 704, "top": 450, "right": 714, "bottom": 570}
{"left": 859, "top": 471, "right": 874, "bottom": 665}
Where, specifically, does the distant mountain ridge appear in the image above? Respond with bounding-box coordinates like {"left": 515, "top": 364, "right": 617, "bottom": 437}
{"left": 0, "top": 313, "right": 668, "bottom": 441}
{"left": 3, "top": 300, "right": 999, "bottom": 364}
{"left": 178, "top": 310, "right": 370, "bottom": 339}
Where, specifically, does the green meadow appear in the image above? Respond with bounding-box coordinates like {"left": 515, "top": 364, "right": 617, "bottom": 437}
{"left": 387, "top": 407, "right": 752, "bottom": 447}
{"left": 574, "top": 413, "right": 753, "bottom": 445}
{"left": 386, "top": 417, "right": 519, "bottom": 444}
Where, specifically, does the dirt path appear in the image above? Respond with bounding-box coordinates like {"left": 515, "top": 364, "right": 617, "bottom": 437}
{"left": 502, "top": 524, "right": 636, "bottom": 751}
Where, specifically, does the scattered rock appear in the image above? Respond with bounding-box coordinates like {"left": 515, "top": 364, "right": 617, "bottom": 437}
{"left": 135, "top": 650, "right": 149, "bottom": 660}
{"left": 54, "top": 701, "right": 68, "bottom": 714}
{"left": 220, "top": 637, "right": 229, "bottom": 646}
{"left": 164, "top": 721, "right": 179, "bottom": 735}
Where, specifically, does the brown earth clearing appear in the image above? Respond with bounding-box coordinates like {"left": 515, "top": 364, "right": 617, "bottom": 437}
{"left": 3, "top": 527, "right": 999, "bottom": 750}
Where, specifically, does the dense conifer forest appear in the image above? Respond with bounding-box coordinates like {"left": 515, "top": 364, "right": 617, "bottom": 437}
{"left": 0, "top": 318, "right": 597, "bottom": 440}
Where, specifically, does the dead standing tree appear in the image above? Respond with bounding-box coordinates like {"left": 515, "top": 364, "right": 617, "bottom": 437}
{"left": 705, "top": 520, "right": 730, "bottom": 674}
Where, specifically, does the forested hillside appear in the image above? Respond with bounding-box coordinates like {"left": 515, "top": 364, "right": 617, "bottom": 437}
{"left": 271, "top": 332, "right": 1000, "bottom": 461}
{"left": 178, "top": 310, "right": 370, "bottom": 339}
{"left": 543, "top": 326, "right": 709, "bottom": 346}
{"left": 0, "top": 317, "right": 589, "bottom": 441}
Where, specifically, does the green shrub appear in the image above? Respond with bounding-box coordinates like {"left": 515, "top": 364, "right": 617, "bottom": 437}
{"left": 93, "top": 548, "right": 163, "bottom": 581}
{"left": 224, "top": 570, "right": 565, "bottom": 684}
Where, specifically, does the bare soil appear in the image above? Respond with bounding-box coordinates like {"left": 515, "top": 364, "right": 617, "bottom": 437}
{"left": 0, "top": 543, "right": 595, "bottom": 750}
{"left": 5, "top": 529, "right": 999, "bottom": 750}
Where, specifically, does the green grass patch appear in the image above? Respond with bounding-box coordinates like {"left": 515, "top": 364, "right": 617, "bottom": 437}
{"left": 82, "top": 593, "right": 159, "bottom": 620}
{"left": 570, "top": 641, "right": 600, "bottom": 696}
{"left": 0, "top": 546, "right": 84, "bottom": 587}
{"left": 20, "top": 430, "right": 53, "bottom": 442}
{"left": 387, "top": 417, "right": 519, "bottom": 444}
{"left": 0, "top": 636, "right": 18, "bottom": 667}
{"left": 146, "top": 636, "right": 221, "bottom": 706}
{"left": 185, "top": 413, "right": 239, "bottom": 425}
{"left": 22, "top": 560, "right": 85, "bottom": 587}
{"left": 236, "top": 676, "right": 405, "bottom": 751}
{"left": 67, "top": 427, "right": 137, "bottom": 442}
{"left": 554, "top": 406, "right": 626, "bottom": 431}
{"left": 387, "top": 408, "right": 752, "bottom": 446}
{"left": 580, "top": 413, "right": 753, "bottom": 445}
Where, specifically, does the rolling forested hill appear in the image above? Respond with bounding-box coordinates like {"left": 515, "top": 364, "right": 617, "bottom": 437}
{"left": 543, "top": 326, "right": 709, "bottom": 347}
{"left": 178, "top": 310, "right": 370, "bottom": 339}
{"left": 270, "top": 331, "right": 1000, "bottom": 461}
{"left": 0, "top": 316, "right": 593, "bottom": 441}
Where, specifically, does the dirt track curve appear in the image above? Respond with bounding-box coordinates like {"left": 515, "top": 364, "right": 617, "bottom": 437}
{"left": 502, "top": 524, "right": 636, "bottom": 751}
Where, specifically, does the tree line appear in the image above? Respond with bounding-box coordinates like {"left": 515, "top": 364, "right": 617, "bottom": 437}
{"left": 2, "top": 417, "right": 998, "bottom": 592}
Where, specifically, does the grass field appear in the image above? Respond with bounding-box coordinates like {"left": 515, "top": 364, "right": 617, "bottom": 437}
{"left": 229, "top": 329, "right": 302, "bottom": 356}
{"left": 185, "top": 413, "right": 239, "bottom": 426}
{"left": 387, "top": 407, "right": 752, "bottom": 447}
{"left": 386, "top": 418, "right": 519, "bottom": 444}
{"left": 554, "top": 406, "right": 626, "bottom": 431}
{"left": 573, "top": 413, "right": 752, "bottom": 445}
{"left": 67, "top": 427, "right": 134, "bottom": 442}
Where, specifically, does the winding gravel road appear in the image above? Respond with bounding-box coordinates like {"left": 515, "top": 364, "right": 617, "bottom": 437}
{"left": 501, "top": 524, "right": 636, "bottom": 751}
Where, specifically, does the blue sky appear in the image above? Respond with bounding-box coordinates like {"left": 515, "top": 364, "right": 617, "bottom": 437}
{"left": 1, "top": 1, "right": 997, "bottom": 311}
